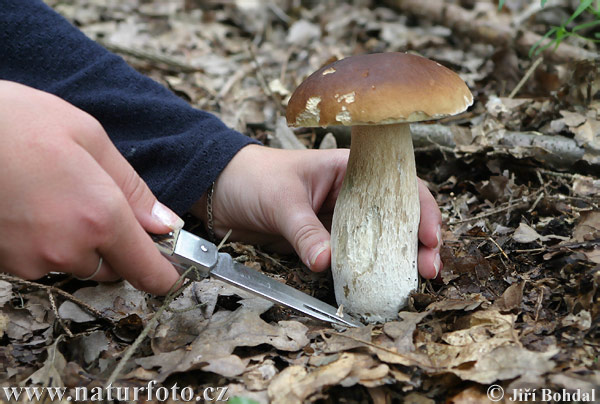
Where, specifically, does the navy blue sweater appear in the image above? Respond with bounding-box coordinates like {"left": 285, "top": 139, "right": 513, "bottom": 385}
{"left": 0, "top": 0, "right": 258, "bottom": 215}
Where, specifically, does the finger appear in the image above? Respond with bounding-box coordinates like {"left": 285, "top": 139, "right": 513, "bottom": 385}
{"left": 417, "top": 245, "right": 442, "bottom": 279}
{"left": 93, "top": 264, "right": 120, "bottom": 282}
{"left": 76, "top": 125, "right": 183, "bottom": 234}
{"left": 277, "top": 205, "right": 331, "bottom": 272}
{"left": 97, "top": 195, "right": 181, "bottom": 295}
{"left": 73, "top": 255, "right": 120, "bottom": 282}
{"left": 418, "top": 179, "right": 442, "bottom": 249}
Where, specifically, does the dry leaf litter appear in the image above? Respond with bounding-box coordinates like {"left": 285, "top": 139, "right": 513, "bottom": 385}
{"left": 1, "top": 0, "right": 598, "bottom": 403}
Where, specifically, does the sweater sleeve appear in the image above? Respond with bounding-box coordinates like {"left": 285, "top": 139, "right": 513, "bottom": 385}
{"left": 0, "top": 0, "right": 259, "bottom": 215}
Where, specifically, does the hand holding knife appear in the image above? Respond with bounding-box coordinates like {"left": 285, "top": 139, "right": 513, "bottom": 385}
{"left": 151, "top": 229, "right": 361, "bottom": 328}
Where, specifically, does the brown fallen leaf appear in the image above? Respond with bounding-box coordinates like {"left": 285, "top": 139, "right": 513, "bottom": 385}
{"left": 0, "top": 280, "right": 13, "bottom": 307}
{"left": 403, "top": 391, "right": 435, "bottom": 404}
{"left": 426, "top": 295, "right": 487, "bottom": 312}
{"left": 573, "top": 211, "right": 600, "bottom": 242}
{"left": 382, "top": 311, "right": 430, "bottom": 353}
{"left": 268, "top": 352, "right": 383, "bottom": 403}
{"left": 242, "top": 358, "right": 278, "bottom": 391}
{"left": 561, "top": 310, "right": 591, "bottom": 331}
{"left": 0, "top": 313, "right": 8, "bottom": 339}
{"left": 513, "top": 222, "right": 549, "bottom": 243}
{"left": 573, "top": 175, "right": 600, "bottom": 197}
{"left": 443, "top": 310, "right": 516, "bottom": 346}
{"left": 27, "top": 337, "right": 66, "bottom": 387}
{"left": 318, "top": 325, "right": 374, "bottom": 353}
{"left": 493, "top": 282, "right": 524, "bottom": 312}
{"left": 58, "top": 281, "right": 148, "bottom": 323}
{"left": 450, "top": 345, "right": 558, "bottom": 384}
{"left": 137, "top": 297, "right": 308, "bottom": 381}
{"left": 339, "top": 354, "right": 390, "bottom": 388}
{"left": 1, "top": 304, "right": 52, "bottom": 341}
{"left": 446, "top": 385, "right": 495, "bottom": 404}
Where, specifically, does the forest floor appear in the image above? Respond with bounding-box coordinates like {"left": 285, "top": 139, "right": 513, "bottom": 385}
{"left": 1, "top": 0, "right": 599, "bottom": 403}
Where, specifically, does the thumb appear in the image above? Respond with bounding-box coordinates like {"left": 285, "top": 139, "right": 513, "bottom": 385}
{"left": 280, "top": 206, "right": 331, "bottom": 272}
{"left": 122, "top": 171, "right": 184, "bottom": 234}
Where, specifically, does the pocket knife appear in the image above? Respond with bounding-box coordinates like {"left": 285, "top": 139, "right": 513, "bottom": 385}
{"left": 151, "top": 229, "right": 360, "bottom": 327}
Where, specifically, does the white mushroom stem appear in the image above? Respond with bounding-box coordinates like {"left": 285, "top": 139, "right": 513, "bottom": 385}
{"left": 330, "top": 122, "right": 420, "bottom": 323}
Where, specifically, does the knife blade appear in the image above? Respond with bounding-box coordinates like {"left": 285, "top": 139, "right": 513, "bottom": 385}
{"left": 151, "top": 229, "right": 361, "bottom": 328}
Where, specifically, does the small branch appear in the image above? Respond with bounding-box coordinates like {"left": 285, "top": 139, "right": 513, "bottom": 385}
{"left": 104, "top": 267, "right": 195, "bottom": 387}
{"left": 448, "top": 199, "right": 531, "bottom": 225}
{"left": 508, "top": 57, "right": 544, "bottom": 99}
{"left": 488, "top": 237, "right": 511, "bottom": 263}
{"left": 384, "top": 0, "right": 597, "bottom": 63}
{"left": 323, "top": 330, "right": 441, "bottom": 371}
{"left": 0, "top": 273, "right": 110, "bottom": 323}
{"left": 248, "top": 43, "right": 286, "bottom": 116}
{"left": 96, "top": 39, "right": 202, "bottom": 72}
{"left": 48, "top": 291, "right": 73, "bottom": 338}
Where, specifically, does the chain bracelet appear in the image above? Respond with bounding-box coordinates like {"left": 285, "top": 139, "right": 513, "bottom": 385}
{"left": 206, "top": 182, "right": 216, "bottom": 242}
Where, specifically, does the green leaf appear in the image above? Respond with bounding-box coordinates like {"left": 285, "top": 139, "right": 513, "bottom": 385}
{"left": 529, "top": 26, "right": 559, "bottom": 57}
{"left": 566, "top": 0, "right": 594, "bottom": 25}
{"left": 572, "top": 19, "right": 600, "bottom": 32}
{"left": 541, "top": 0, "right": 549, "bottom": 6}
{"left": 498, "top": 0, "right": 506, "bottom": 11}
{"left": 555, "top": 26, "right": 568, "bottom": 41}
{"left": 228, "top": 397, "right": 261, "bottom": 404}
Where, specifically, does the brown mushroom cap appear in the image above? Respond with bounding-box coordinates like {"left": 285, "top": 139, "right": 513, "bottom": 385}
{"left": 286, "top": 52, "right": 473, "bottom": 127}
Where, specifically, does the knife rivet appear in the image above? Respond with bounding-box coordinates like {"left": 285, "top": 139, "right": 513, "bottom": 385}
{"left": 200, "top": 245, "right": 208, "bottom": 252}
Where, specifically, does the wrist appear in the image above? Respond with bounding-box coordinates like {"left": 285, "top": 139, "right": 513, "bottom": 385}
{"left": 191, "top": 189, "right": 209, "bottom": 227}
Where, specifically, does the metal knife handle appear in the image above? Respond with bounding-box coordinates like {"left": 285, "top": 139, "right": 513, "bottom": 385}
{"left": 150, "top": 229, "right": 219, "bottom": 280}
{"left": 150, "top": 229, "right": 180, "bottom": 255}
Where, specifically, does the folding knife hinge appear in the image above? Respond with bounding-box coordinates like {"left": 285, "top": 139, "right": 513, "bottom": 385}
{"left": 151, "top": 229, "right": 218, "bottom": 280}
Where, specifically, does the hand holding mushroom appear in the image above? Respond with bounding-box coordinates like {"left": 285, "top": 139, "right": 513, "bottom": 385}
{"left": 287, "top": 53, "right": 473, "bottom": 322}
{"left": 193, "top": 145, "right": 442, "bottom": 282}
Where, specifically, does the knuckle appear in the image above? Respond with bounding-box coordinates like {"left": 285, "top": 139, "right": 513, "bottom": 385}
{"left": 76, "top": 114, "right": 107, "bottom": 142}
{"left": 119, "top": 167, "right": 149, "bottom": 206}
{"left": 130, "top": 269, "right": 167, "bottom": 295}
{"left": 66, "top": 112, "right": 110, "bottom": 151}
{"left": 81, "top": 193, "right": 126, "bottom": 243}
{"left": 293, "top": 217, "right": 321, "bottom": 248}
{"left": 37, "top": 242, "right": 77, "bottom": 272}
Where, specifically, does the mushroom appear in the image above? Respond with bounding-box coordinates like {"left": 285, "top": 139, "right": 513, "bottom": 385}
{"left": 286, "top": 53, "right": 473, "bottom": 322}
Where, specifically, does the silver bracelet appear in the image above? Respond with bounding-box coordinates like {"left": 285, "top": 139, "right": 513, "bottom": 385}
{"left": 206, "top": 182, "right": 216, "bottom": 242}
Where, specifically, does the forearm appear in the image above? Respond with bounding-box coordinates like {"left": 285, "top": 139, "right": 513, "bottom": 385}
{"left": 0, "top": 0, "right": 258, "bottom": 214}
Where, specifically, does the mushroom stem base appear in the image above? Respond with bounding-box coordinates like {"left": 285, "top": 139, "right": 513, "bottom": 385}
{"left": 331, "top": 123, "right": 420, "bottom": 323}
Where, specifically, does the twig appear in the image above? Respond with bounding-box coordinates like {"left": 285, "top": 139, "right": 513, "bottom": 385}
{"left": 96, "top": 39, "right": 201, "bottom": 72}
{"left": 534, "top": 287, "right": 544, "bottom": 322}
{"left": 508, "top": 57, "right": 543, "bottom": 99}
{"left": 248, "top": 43, "right": 286, "bottom": 115}
{"left": 384, "top": 0, "right": 597, "bottom": 62}
{"left": 216, "top": 229, "right": 233, "bottom": 251}
{"left": 217, "top": 63, "right": 254, "bottom": 99}
{"left": 448, "top": 199, "right": 531, "bottom": 225}
{"left": 528, "top": 192, "right": 545, "bottom": 213}
{"left": 48, "top": 291, "right": 73, "bottom": 338}
{"left": 488, "top": 237, "right": 511, "bottom": 263}
{"left": 323, "top": 331, "right": 441, "bottom": 371}
{"left": 104, "top": 267, "right": 195, "bottom": 388}
{"left": 514, "top": 247, "right": 546, "bottom": 253}
{"left": 0, "top": 273, "right": 109, "bottom": 323}
{"left": 546, "top": 194, "right": 600, "bottom": 210}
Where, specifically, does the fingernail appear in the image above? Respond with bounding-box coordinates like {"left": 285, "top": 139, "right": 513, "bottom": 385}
{"left": 436, "top": 224, "right": 442, "bottom": 249}
{"left": 433, "top": 253, "right": 441, "bottom": 278}
{"left": 309, "top": 240, "right": 330, "bottom": 267}
{"left": 152, "top": 201, "right": 184, "bottom": 230}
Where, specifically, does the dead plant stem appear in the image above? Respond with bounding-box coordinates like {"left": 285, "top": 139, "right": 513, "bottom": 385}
{"left": 0, "top": 273, "right": 109, "bottom": 323}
